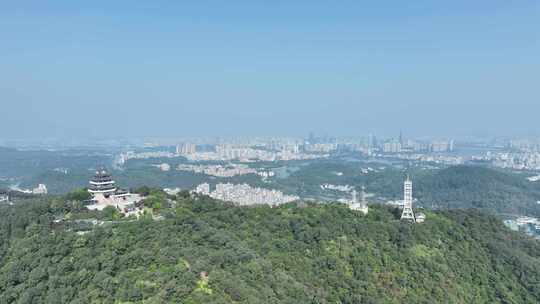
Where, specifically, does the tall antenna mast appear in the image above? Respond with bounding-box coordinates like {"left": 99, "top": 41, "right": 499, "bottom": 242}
{"left": 401, "top": 175, "right": 415, "bottom": 221}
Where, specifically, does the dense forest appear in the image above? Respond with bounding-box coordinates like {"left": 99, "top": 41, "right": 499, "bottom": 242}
{"left": 272, "top": 162, "right": 540, "bottom": 216}
{"left": 414, "top": 166, "right": 540, "bottom": 217}
{"left": 0, "top": 193, "right": 539, "bottom": 303}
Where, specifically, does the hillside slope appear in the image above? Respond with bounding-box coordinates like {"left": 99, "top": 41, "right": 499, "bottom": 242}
{"left": 415, "top": 166, "right": 540, "bottom": 216}
{"left": 0, "top": 197, "right": 539, "bottom": 303}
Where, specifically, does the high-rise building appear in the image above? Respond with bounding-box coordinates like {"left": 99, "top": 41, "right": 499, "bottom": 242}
{"left": 400, "top": 176, "right": 415, "bottom": 221}
{"left": 383, "top": 141, "right": 402, "bottom": 153}
{"left": 349, "top": 186, "right": 369, "bottom": 214}
{"left": 430, "top": 140, "right": 454, "bottom": 153}
{"left": 177, "top": 143, "right": 197, "bottom": 155}
{"left": 308, "top": 132, "right": 316, "bottom": 144}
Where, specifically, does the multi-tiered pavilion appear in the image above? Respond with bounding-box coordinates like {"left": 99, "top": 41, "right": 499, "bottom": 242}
{"left": 86, "top": 168, "right": 142, "bottom": 216}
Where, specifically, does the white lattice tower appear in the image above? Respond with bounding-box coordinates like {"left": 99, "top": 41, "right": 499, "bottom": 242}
{"left": 400, "top": 176, "right": 415, "bottom": 221}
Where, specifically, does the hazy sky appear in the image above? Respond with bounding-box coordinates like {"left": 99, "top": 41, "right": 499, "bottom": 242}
{"left": 1, "top": 1, "right": 539, "bottom": 139}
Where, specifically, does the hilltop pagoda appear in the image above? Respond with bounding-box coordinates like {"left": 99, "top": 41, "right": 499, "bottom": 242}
{"left": 88, "top": 169, "right": 117, "bottom": 199}
{"left": 87, "top": 168, "right": 142, "bottom": 216}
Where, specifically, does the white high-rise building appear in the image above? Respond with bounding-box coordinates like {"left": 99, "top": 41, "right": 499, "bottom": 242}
{"left": 177, "top": 143, "right": 197, "bottom": 155}
{"left": 349, "top": 186, "right": 369, "bottom": 214}
{"left": 400, "top": 176, "right": 415, "bottom": 221}
{"left": 383, "top": 141, "right": 402, "bottom": 153}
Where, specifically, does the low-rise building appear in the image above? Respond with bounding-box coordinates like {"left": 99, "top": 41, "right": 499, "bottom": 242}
{"left": 0, "top": 193, "right": 9, "bottom": 204}
{"left": 33, "top": 184, "right": 48, "bottom": 195}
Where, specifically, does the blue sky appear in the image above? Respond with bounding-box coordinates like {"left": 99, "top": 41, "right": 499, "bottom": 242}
{"left": 1, "top": 1, "right": 539, "bottom": 139}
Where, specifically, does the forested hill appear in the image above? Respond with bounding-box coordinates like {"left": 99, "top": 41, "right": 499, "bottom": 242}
{"left": 0, "top": 196, "right": 539, "bottom": 303}
{"left": 414, "top": 166, "right": 540, "bottom": 217}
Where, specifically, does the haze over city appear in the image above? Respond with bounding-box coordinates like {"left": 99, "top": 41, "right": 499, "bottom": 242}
{"left": 1, "top": 1, "right": 539, "bottom": 139}
{"left": 2, "top": 2, "right": 540, "bottom": 303}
